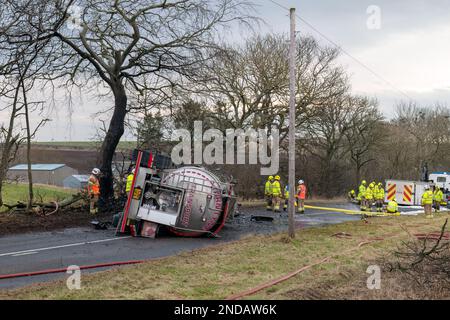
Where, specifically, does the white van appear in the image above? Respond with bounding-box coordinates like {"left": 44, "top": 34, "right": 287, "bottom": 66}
{"left": 429, "top": 172, "right": 450, "bottom": 193}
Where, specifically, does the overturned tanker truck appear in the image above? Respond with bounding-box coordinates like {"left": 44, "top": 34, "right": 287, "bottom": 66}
{"left": 115, "top": 150, "right": 237, "bottom": 238}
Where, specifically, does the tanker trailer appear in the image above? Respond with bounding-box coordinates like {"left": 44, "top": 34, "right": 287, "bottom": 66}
{"left": 116, "top": 150, "right": 237, "bottom": 238}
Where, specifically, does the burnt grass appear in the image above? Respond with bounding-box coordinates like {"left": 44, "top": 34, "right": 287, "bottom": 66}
{"left": 0, "top": 206, "right": 113, "bottom": 236}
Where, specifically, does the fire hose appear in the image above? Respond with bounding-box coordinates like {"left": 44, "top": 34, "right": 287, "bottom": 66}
{"left": 226, "top": 239, "right": 383, "bottom": 300}
{"left": 226, "top": 215, "right": 450, "bottom": 300}
{"left": 304, "top": 205, "right": 394, "bottom": 217}
{"left": 0, "top": 260, "right": 146, "bottom": 280}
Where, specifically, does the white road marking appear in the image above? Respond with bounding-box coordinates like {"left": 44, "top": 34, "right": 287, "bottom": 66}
{"left": 0, "top": 236, "right": 132, "bottom": 258}
{"left": 12, "top": 252, "right": 38, "bottom": 257}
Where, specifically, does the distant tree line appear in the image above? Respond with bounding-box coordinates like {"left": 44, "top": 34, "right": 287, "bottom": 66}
{"left": 136, "top": 35, "right": 450, "bottom": 198}
{"left": 1, "top": 2, "right": 450, "bottom": 206}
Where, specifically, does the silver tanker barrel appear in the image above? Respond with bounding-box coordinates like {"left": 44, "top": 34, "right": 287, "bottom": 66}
{"left": 160, "top": 167, "right": 236, "bottom": 237}
{"left": 118, "top": 149, "right": 236, "bottom": 238}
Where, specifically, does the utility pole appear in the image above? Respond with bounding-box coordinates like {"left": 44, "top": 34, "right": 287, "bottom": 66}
{"left": 288, "top": 8, "right": 296, "bottom": 239}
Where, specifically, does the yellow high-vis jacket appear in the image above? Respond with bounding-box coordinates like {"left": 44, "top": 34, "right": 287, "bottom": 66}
{"left": 284, "top": 188, "right": 289, "bottom": 199}
{"left": 265, "top": 180, "right": 273, "bottom": 196}
{"left": 433, "top": 189, "right": 444, "bottom": 202}
{"left": 422, "top": 190, "right": 434, "bottom": 205}
{"left": 387, "top": 200, "right": 398, "bottom": 213}
{"left": 365, "top": 187, "right": 374, "bottom": 200}
{"left": 358, "top": 185, "right": 366, "bottom": 200}
{"left": 376, "top": 187, "right": 385, "bottom": 200}
{"left": 271, "top": 181, "right": 282, "bottom": 197}
{"left": 126, "top": 174, "right": 134, "bottom": 193}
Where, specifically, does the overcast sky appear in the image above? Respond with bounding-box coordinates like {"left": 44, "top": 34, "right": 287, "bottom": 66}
{"left": 3, "top": 0, "right": 450, "bottom": 141}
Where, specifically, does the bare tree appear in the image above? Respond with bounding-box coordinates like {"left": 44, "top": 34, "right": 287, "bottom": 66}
{"left": 0, "top": 5, "right": 55, "bottom": 209}
{"left": 196, "top": 35, "right": 348, "bottom": 139}
{"left": 302, "top": 95, "right": 354, "bottom": 196}
{"left": 0, "top": 86, "right": 24, "bottom": 207}
{"left": 394, "top": 102, "right": 450, "bottom": 179}
{"left": 2, "top": 0, "right": 254, "bottom": 211}
{"left": 344, "top": 96, "right": 384, "bottom": 186}
{"left": 198, "top": 34, "right": 288, "bottom": 131}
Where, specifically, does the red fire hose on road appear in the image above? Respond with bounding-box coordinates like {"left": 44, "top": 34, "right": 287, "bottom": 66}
{"left": 0, "top": 260, "right": 146, "bottom": 280}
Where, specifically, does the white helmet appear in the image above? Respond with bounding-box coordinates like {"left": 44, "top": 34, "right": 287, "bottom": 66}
{"left": 298, "top": 179, "right": 304, "bottom": 185}
{"left": 425, "top": 184, "right": 430, "bottom": 190}
{"left": 131, "top": 168, "right": 136, "bottom": 174}
{"left": 92, "top": 168, "right": 101, "bottom": 175}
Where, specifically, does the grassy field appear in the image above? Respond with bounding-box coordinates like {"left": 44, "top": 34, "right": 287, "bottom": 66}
{"left": 34, "top": 141, "right": 136, "bottom": 150}
{"left": 1, "top": 183, "right": 73, "bottom": 213}
{"left": 1, "top": 212, "right": 448, "bottom": 300}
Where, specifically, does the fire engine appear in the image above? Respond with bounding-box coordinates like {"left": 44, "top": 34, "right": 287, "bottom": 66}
{"left": 384, "top": 179, "right": 434, "bottom": 206}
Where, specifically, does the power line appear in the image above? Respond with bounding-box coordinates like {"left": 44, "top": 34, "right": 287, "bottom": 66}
{"left": 266, "top": 0, "right": 413, "bottom": 101}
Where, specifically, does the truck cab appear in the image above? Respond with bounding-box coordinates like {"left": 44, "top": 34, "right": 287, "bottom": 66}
{"left": 429, "top": 172, "right": 450, "bottom": 193}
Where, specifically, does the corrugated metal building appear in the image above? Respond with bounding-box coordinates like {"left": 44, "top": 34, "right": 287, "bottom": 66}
{"left": 63, "top": 175, "right": 90, "bottom": 189}
{"left": 8, "top": 164, "right": 78, "bottom": 187}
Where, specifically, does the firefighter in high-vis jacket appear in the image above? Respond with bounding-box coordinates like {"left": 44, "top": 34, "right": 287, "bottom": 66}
{"left": 88, "top": 168, "right": 101, "bottom": 214}
{"left": 265, "top": 176, "right": 274, "bottom": 211}
{"left": 358, "top": 180, "right": 367, "bottom": 211}
{"left": 284, "top": 185, "right": 289, "bottom": 211}
{"left": 433, "top": 186, "right": 444, "bottom": 213}
{"left": 386, "top": 199, "right": 399, "bottom": 215}
{"left": 422, "top": 185, "right": 434, "bottom": 218}
{"left": 348, "top": 190, "right": 356, "bottom": 202}
{"left": 296, "top": 180, "right": 306, "bottom": 214}
{"left": 375, "top": 183, "right": 385, "bottom": 212}
{"left": 364, "top": 182, "right": 375, "bottom": 212}
{"left": 283, "top": 184, "right": 299, "bottom": 211}
{"left": 126, "top": 168, "right": 135, "bottom": 194}
{"left": 271, "top": 176, "right": 282, "bottom": 212}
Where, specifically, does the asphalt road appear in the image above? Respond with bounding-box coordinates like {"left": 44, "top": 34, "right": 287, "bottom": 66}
{"left": 0, "top": 202, "right": 414, "bottom": 290}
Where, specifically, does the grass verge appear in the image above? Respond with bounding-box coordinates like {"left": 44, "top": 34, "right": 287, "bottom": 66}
{"left": 1, "top": 183, "right": 73, "bottom": 213}
{"left": 1, "top": 212, "right": 449, "bottom": 300}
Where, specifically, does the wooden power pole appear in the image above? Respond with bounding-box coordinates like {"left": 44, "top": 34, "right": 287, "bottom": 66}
{"left": 288, "top": 7, "right": 297, "bottom": 239}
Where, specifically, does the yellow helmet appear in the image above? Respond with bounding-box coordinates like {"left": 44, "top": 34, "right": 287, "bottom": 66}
{"left": 370, "top": 183, "right": 375, "bottom": 188}
{"left": 269, "top": 176, "right": 274, "bottom": 180}
{"left": 362, "top": 180, "right": 367, "bottom": 185}
{"left": 378, "top": 182, "right": 383, "bottom": 187}
{"left": 350, "top": 190, "right": 355, "bottom": 194}
{"left": 275, "top": 175, "right": 281, "bottom": 181}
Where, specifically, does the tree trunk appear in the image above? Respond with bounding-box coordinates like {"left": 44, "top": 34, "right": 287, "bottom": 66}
{"left": 97, "top": 81, "right": 127, "bottom": 212}
{"left": 355, "top": 162, "right": 361, "bottom": 188}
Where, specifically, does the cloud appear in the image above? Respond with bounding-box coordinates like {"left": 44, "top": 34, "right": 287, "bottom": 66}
{"left": 4, "top": 0, "right": 450, "bottom": 140}
{"left": 259, "top": 0, "right": 450, "bottom": 114}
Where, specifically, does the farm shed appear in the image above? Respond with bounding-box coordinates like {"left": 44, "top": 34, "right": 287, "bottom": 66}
{"left": 7, "top": 164, "right": 78, "bottom": 187}
{"left": 63, "top": 175, "right": 90, "bottom": 190}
